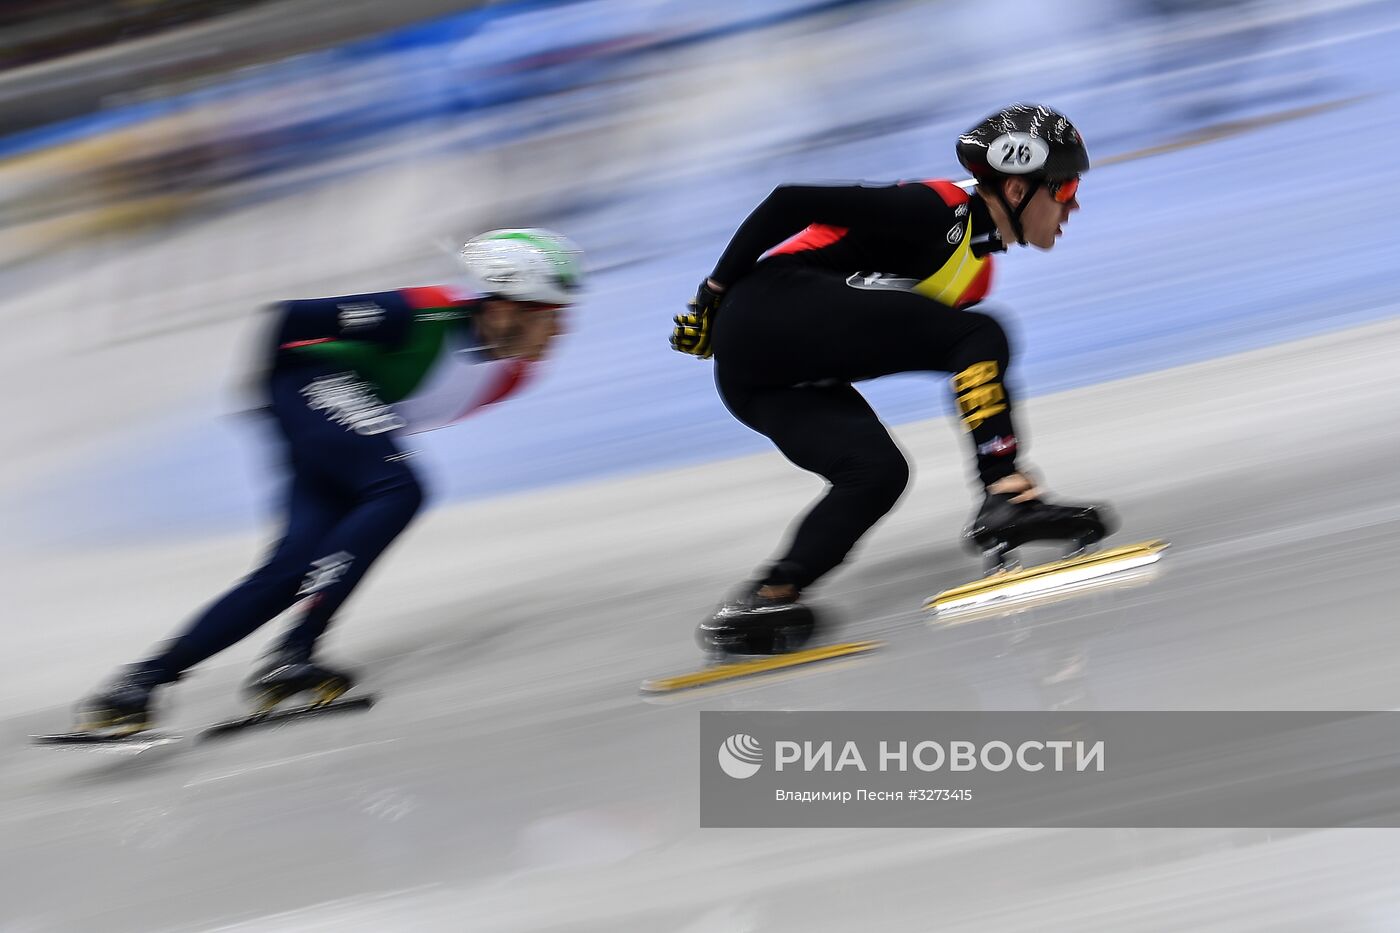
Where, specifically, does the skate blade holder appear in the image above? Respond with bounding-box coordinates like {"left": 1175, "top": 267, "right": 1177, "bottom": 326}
{"left": 924, "top": 539, "right": 1169, "bottom": 623}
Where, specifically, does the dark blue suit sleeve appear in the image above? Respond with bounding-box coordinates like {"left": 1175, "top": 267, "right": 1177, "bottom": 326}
{"left": 274, "top": 290, "right": 415, "bottom": 349}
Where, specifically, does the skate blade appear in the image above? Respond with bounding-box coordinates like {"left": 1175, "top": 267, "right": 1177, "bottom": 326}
{"left": 924, "top": 539, "right": 1169, "bottom": 621}
{"left": 203, "top": 695, "right": 375, "bottom": 740}
{"left": 31, "top": 730, "right": 179, "bottom": 754}
{"left": 640, "top": 641, "right": 883, "bottom": 694}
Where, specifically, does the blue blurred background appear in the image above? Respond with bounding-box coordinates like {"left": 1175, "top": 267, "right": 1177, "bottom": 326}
{"left": 2, "top": 0, "right": 1395, "bottom": 546}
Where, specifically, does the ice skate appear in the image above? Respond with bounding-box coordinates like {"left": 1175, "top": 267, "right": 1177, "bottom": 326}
{"left": 73, "top": 662, "right": 169, "bottom": 737}
{"left": 696, "top": 581, "right": 821, "bottom": 656}
{"left": 638, "top": 587, "right": 875, "bottom": 694}
{"left": 925, "top": 487, "right": 1166, "bottom": 621}
{"left": 967, "top": 489, "right": 1117, "bottom": 573}
{"left": 243, "top": 644, "right": 356, "bottom": 713}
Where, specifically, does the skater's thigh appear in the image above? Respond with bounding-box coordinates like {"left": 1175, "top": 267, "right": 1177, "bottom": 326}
{"left": 735, "top": 382, "right": 904, "bottom": 479}
{"left": 821, "top": 286, "right": 1010, "bottom": 377}
{"left": 261, "top": 472, "right": 351, "bottom": 569}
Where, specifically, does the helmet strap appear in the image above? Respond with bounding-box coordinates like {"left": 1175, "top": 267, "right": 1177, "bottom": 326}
{"left": 990, "top": 178, "right": 1042, "bottom": 246}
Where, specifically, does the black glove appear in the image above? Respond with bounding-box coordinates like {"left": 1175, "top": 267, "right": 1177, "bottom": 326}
{"left": 671, "top": 279, "right": 725, "bottom": 359}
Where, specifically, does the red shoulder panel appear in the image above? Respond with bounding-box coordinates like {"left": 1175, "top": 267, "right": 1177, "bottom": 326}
{"left": 401, "top": 285, "right": 460, "bottom": 309}
{"left": 918, "top": 179, "right": 970, "bottom": 208}
{"left": 766, "top": 224, "right": 850, "bottom": 257}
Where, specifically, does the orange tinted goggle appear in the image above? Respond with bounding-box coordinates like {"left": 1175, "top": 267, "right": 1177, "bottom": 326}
{"left": 1046, "top": 176, "right": 1080, "bottom": 203}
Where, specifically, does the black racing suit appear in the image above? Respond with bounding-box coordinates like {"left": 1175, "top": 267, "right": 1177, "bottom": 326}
{"left": 708, "top": 180, "right": 1019, "bottom": 591}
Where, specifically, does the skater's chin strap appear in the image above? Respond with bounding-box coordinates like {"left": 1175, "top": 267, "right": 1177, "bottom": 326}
{"left": 986, "top": 179, "right": 1043, "bottom": 247}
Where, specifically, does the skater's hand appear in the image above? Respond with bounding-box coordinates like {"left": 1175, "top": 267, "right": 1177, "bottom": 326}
{"left": 671, "top": 279, "right": 724, "bottom": 359}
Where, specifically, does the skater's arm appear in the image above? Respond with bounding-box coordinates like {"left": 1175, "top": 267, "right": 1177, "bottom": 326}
{"left": 274, "top": 291, "right": 416, "bottom": 350}
{"left": 709, "top": 183, "right": 957, "bottom": 287}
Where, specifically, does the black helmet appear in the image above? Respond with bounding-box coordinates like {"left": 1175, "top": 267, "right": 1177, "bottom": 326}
{"left": 957, "top": 104, "right": 1088, "bottom": 245}
{"left": 957, "top": 103, "right": 1089, "bottom": 183}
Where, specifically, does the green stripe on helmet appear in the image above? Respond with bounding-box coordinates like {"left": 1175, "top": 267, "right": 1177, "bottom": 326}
{"left": 488, "top": 229, "right": 580, "bottom": 286}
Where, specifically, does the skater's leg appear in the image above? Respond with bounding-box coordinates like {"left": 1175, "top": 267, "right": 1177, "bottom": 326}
{"left": 815, "top": 298, "right": 1024, "bottom": 487}
{"left": 837, "top": 303, "right": 1113, "bottom": 554}
{"left": 83, "top": 364, "right": 421, "bottom": 726}
{"left": 719, "top": 380, "right": 908, "bottom": 591}
{"left": 238, "top": 433, "right": 422, "bottom": 706}
{"left": 147, "top": 364, "right": 422, "bottom": 678}
{"left": 274, "top": 457, "right": 424, "bottom": 655}
{"left": 149, "top": 470, "right": 348, "bottom": 679}
{"left": 79, "top": 453, "right": 347, "bottom": 729}
{"left": 714, "top": 266, "right": 1023, "bottom": 486}
{"left": 266, "top": 369, "right": 425, "bottom": 655}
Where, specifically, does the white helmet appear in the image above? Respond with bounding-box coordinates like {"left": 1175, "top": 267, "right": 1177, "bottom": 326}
{"left": 459, "top": 228, "right": 584, "bottom": 305}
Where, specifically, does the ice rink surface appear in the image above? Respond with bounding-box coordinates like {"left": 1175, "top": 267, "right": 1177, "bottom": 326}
{"left": 4, "top": 320, "right": 1400, "bottom": 932}
{"left": 3, "top": 0, "right": 1400, "bottom": 930}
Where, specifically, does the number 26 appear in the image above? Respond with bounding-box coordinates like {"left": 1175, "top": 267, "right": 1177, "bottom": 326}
{"left": 999, "top": 142, "right": 1032, "bottom": 166}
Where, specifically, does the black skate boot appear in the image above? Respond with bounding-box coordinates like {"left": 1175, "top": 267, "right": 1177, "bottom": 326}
{"left": 76, "top": 661, "right": 171, "bottom": 736}
{"left": 967, "top": 491, "right": 1118, "bottom": 573}
{"left": 697, "top": 582, "right": 820, "bottom": 656}
{"left": 243, "top": 643, "right": 355, "bottom": 713}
